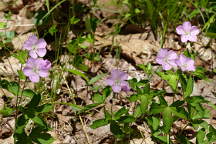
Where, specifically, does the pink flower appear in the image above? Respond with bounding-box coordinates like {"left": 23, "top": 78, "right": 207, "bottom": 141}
{"left": 176, "top": 54, "right": 195, "bottom": 71}
{"left": 176, "top": 21, "right": 200, "bottom": 42}
{"left": 156, "top": 49, "right": 178, "bottom": 70}
{"left": 23, "top": 35, "right": 47, "bottom": 58}
{"left": 23, "top": 58, "right": 51, "bottom": 82}
{"left": 105, "top": 69, "right": 130, "bottom": 93}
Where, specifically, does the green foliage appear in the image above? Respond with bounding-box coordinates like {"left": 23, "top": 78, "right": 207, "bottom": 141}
{"left": 1, "top": 0, "right": 216, "bottom": 143}
{"left": 48, "top": 25, "right": 57, "bottom": 36}
{"left": 156, "top": 70, "right": 179, "bottom": 91}
{"left": 70, "top": 16, "right": 80, "bottom": 25}
{"left": 0, "top": 80, "right": 53, "bottom": 143}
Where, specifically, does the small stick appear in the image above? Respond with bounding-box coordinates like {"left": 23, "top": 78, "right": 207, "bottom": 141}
{"left": 79, "top": 115, "right": 91, "bottom": 144}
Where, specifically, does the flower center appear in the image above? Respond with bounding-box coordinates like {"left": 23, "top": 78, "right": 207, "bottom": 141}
{"left": 184, "top": 31, "right": 190, "bottom": 35}
{"left": 32, "top": 44, "right": 37, "bottom": 50}
{"left": 115, "top": 80, "right": 121, "bottom": 85}
{"left": 182, "top": 63, "right": 188, "bottom": 69}
{"left": 32, "top": 67, "right": 39, "bottom": 74}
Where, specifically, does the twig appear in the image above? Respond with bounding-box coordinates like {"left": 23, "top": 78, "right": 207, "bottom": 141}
{"left": 61, "top": 67, "right": 76, "bottom": 104}
{"left": 79, "top": 115, "right": 91, "bottom": 144}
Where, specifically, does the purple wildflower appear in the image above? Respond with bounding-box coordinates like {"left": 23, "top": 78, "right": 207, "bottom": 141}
{"left": 176, "top": 54, "right": 195, "bottom": 71}
{"left": 156, "top": 48, "right": 178, "bottom": 70}
{"left": 105, "top": 69, "right": 130, "bottom": 93}
{"left": 176, "top": 21, "right": 200, "bottom": 42}
{"left": 23, "top": 58, "right": 51, "bottom": 82}
{"left": 23, "top": 35, "right": 47, "bottom": 58}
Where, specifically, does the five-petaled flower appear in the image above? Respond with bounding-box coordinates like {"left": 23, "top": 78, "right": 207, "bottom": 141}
{"left": 23, "top": 58, "right": 51, "bottom": 83}
{"left": 23, "top": 35, "right": 47, "bottom": 58}
{"left": 156, "top": 48, "right": 178, "bottom": 70}
{"left": 176, "top": 54, "right": 195, "bottom": 71}
{"left": 105, "top": 69, "right": 130, "bottom": 93}
{"left": 176, "top": 21, "right": 200, "bottom": 43}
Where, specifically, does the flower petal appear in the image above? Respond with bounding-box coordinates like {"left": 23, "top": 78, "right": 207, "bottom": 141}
{"left": 112, "top": 85, "right": 121, "bottom": 93}
{"left": 157, "top": 49, "right": 169, "bottom": 58}
{"left": 23, "top": 67, "right": 34, "bottom": 76}
{"left": 36, "top": 48, "right": 47, "bottom": 57}
{"left": 191, "top": 26, "right": 200, "bottom": 35}
{"left": 182, "top": 21, "right": 192, "bottom": 32}
{"left": 23, "top": 43, "right": 33, "bottom": 50}
{"left": 188, "top": 35, "right": 197, "bottom": 42}
{"left": 176, "top": 25, "right": 185, "bottom": 35}
{"left": 39, "top": 70, "right": 49, "bottom": 77}
{"left": 29, "top": 50, "right": 38, "bottom": 58}
{"left": 181, "top": 35, "right": 189, "bottom": 43}
{"left": 36, "top": 39, "right": 47, "bottom": 49}
{"left": 119, "top": 72, "right": 128, "bottom": 81}
{"left": 162, "top": 63, "right": 172, "bottom": 70}
{"left": 29, "top": 75, "right": 40, "bottom": 83}
{"left": 105, "top": 79, "right": 114, "bottom": 86}
{"left": 120, "top": 81, "right": 130, "bottom": 92}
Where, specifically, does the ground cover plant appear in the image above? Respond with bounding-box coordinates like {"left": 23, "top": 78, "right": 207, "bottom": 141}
{"left": 0, "top": 0, "right": 216, "bottom": 144}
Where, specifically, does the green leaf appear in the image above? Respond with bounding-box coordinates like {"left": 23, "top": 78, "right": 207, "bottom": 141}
{"left": 67, "top": 69, "right": 89, "bottom": 81}
{"left": 137, "top": 63, "right": 152, "bottom": 76}
{"left": 170, "top": 100, "right": 184, "bottom": 107}
{"left": 26, "top": 94, "right": 41, "bottom": 108}
{"left": 12, "top": 50, "right": 28, "bottom": 64}
{"left": 48, "top": 25, "right": 57, "bottom": 36}
{"left": 67, "top": 103, "right": 83, "bottom": 112}
{"left": 73, "top": 55, "right": 89, "bottom": 72}
{"left": 92, "top": 93, "right": 105, "bottom": 103}
{"left": 70, "top": 16, "right": 80, "bottom": 25}
{"left": 140, "top": 94, "right": 149, "bottom": 114}
{"left": 179, "top": 72, "right": 187, "bottom": 91}
{"left": 118, "top": 115, "right": 135, "bottom": 123}
{"left": 196, "top": 128, "right": 208, "bottom": 144}
{"left": 37, "top": 104, "right": 53, "bottom": 113}
{"left": 7, "top": 82, "right": 20, "bottom": 96}
{"left": 90, "top": 119, "right": 109, "bottom": 129}
{"left": 17, "top": 70, "right": 26, "bottom": 80}
{"left": 147, "top": 116, "right": 160, "bottom": 131}
{"left": 163, "top": 107, "right": 173, "bottom": 133}
{"left": 22, "top": 89, "right": 36, "bottom": 98}
{"left": 32, "top": 116, "right": 46, "bottom": 127}
{"left": 134, "top": 105, "right": 142, "bottom": 118}
{"left": 36, "top": 133, "right": 54, "bottom": 144}
{"left": 153, "top": 131, "right": 167, "bottom": 143}
{"left": 170, "top": 107, "right": 187, "bottom": 119}
{"left": 102, "top": 87, "right": 111, "bottom": 97}
{"left": 150, "top": 104, "right": 166, "bottom": 114}
{"left": 0, "top": 79, "right": 9, "bottom": 89}
{"left": 0, "top": 106, "right": 14, "bottom": 116}
{"left": 158, "top": 95, "right": 168, "bottom": 106}
{"left": 85, "top": 15, "right": 99, "bottom": 32}
{"left": 114, "top": 107, "right": 128, "bottom": 120}
{"left": 152, "top": 116, "right": 160, "bottom": 131}
{"left": 0, "top": 22, "right": 6, "bottom": 28}
{"left": 192, "top": 66, "right": 208, "bottom": 79}
{"left": 66, "top": 40, "right": 78, "bottom": 54}
{"left": 104, "top": 109, "right": 112, "bottom": 121}
{"left": 207, "top": 125, "right": 216, "bottom": 142}
{"left": 184, "top": 76, "right": 194, "bottom": 98}
{"left": 176, "top": 134, "right": 191, "bottom": 144}
{"left": 157, "top": 71, "right": 179, "bottom": 91}
{"left": 80, "top": 103, "right": 100, "bottom": 113}
{"left": 128, "top": 94, "right": 139, "bottom": 102}
{"left": 88, "top": 73, "right": 106, "bottom": 85}
{"left": 30, "top": 127, "right": 54, "bottom": 144}
{"left": 206, "top": 32, "right": 216, "bottom": 38}
{"left": 110, "top": 121, "right": 124, "bottom": 139}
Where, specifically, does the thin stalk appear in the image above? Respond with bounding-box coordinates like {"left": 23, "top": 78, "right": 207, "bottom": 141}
{"left": 79, "top": 115, "right": 91, "bottom": 144}
{"left": 41, "top": 0, "right": 67, "bottom": 22}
